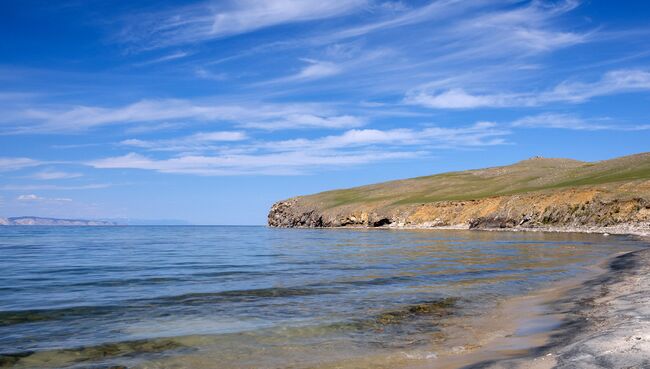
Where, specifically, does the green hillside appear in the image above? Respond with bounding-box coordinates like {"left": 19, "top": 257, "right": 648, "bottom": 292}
{"left": 309, "top": 152, "right": 650, "bottom": 208}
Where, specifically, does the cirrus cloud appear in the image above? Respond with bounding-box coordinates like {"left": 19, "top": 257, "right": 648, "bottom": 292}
{"left": 406, "top": 69, "right": 650, "bottom": 109}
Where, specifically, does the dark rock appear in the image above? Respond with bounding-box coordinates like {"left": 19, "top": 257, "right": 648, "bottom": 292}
{"left": 372, "top": 218, "right": 392, "bottom": 227}
{"left": 469, "top": 217, "right": 518, "bottom": 229}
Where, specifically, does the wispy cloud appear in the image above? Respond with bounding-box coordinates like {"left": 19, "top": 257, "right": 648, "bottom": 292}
{"left": 17, "top": 194, "right": 72, "bottom": 202}
{"left": 272, "top": 59, "right": 342, "bottom": 83}
{"left": 2, "top": 99, "right": 365, "bottom": 133}
{"left": 406, "top": 69, "right": 650, "bottom": 109}
{"left": 122, "top": 0, "right": 368, "bottom": 49}
{"left": 512, "top": 113, "right": 650, "bottom": 131}
{"left": 87, "top": 151, "right": 418, "bottom": 176}
{"left": 120, "top": 130, "right": 247, "bottom": 151}
{"left": 17, "top": 194, "right": 42, "bottom": 201}
{"left": 322, "top": 0, "right": 585, "bottom": 57}
{"left": 241, "top": 113, "right": 363, "bottom": 130}
{"left": 0, "top": 184, "right": 112, "bottom": 191}
{"left": 269, "top": 122, "right": 508, "bottom": 151}
{"left": 546, "top": 69, "right": 650, "bottom": 103}
{"left": 134, "top": 51, "right": 190, "bottom": 66}
{"left": 0, "top": 157, "right": 43, "bottom": 172}
{"left": 87, "top": 122, "right": 508, "bottom": 175}
{"left": 30, "top": 169, "right": 84, "bottom": 180}
{"left": 260, "top": 48, "right": 393, "bottom": 86}
{"left": 325, "top": 0, "right": 475, "bottom": 41}
{"left": 195, "top": 68, "right": 228, "bottom": 81}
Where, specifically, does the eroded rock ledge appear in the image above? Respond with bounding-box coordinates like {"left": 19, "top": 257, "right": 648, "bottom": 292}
{"left": 268, "top": 187, "right": 650, "bottom": 232}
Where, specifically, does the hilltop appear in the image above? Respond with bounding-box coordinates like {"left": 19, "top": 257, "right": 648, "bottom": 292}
{"left": 268, "top": 152, "right": 650, "bottom": 233}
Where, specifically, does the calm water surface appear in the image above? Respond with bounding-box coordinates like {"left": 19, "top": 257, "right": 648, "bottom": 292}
{"left": 0, "top": 226, "right": 643, "bottom": 368}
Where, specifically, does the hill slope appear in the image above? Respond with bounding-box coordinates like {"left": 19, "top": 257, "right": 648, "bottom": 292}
{"left": 268, "top": 152, "right": 650, "bottom": 232}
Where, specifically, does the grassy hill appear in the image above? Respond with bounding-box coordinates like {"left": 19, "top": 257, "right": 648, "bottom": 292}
{"left": 269, "top": 152, "right": 650, "bottom": 230}
{"left": 311, "top": 153, "right": 650, "bottom": 208}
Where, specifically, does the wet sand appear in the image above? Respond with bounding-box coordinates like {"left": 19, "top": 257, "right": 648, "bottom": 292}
{"left": 459, "top": 235, "right": 650, "bottom": 369}
{"left": 385, "top": 249, "right": 617, "bottom": 369}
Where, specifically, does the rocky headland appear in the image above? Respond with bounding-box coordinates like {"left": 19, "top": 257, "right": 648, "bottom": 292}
{"left": 268, "top": 153, "right": 650, "bottom": 235}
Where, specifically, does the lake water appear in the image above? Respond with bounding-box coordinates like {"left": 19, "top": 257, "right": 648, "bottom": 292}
{"left": 0, "top": 226, "right": 643, "bottom": 369}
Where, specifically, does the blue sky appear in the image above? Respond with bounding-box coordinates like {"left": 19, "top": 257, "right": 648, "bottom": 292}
{"left": 0, "top": 0, "right": 649, "bottom": 224}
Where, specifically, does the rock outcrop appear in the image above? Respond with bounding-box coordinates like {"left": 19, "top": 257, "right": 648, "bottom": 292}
{"left": 269, "top": 187, "right": 650, "bottom": 231}
{"left": 268, "top": 153, "right": 650, "bottom": 232}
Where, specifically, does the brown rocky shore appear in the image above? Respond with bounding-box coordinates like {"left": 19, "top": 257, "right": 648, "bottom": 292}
{"left": 268, "top": 154, "right": 650, "bottom": 234}
{"left": 268, "top": 185, "right": 650, "bottom": 234}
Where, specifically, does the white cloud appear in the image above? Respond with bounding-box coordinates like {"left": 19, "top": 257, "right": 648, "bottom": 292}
{"left": 17, "top": 194, "right": 42, "bottom": 201}
{"left": 547, "top": 69, "right": 650, "bottom": 103}
{"left": 17, "top": 194, "right": 72, "bottom": 202}
{"left": 327, "top": 0, "right": 474, "bottom": 41}
{"left": 124, "top": 0, "right": 367, "bottom": 49}
{"left": 0, "top": 157, "right": 43, "bottom": 172}
{"left": 278, "top": 59, "right": 341, "bottom": 82}
{"left": 271, "top": 122, "right": 508, "bottom": 150}
{"left": 134, "top": 51, "right": 190, "bottom": 66}
{"left": 88, "top": 122, "right": 508, "bottom": 175}
{"left": 190, "top": 131, "right": 247, "bottom": 142}
{"left": 120, "top": 131, "right": 248, "bottom": 151}
{"left": 453, "top": 0, "right": 585, "bottom": 53}
{"left": 87, "top": 151, "right": 418, "bottom": 176}
{"left": 325, "top": 0, "right": 584, "bottom": 57}
{"left": 31, "top": 169, "right": 84, "bottom": 180}
{"left": 3, "top": 99, "right": 365, "bottom": 133}
{"left": 404, "top": 88, "right": 525, "bottom": 109}
{"left": 243, "top": 113, "right": 363, "bottom": 130}
{"left": 1, "top": 184, "right": 111, "bottom": 191}
{"left": 406, "top": 69, "right": 650, "bottom": 109}
{"left": 512, "top": 113, "right": 650, "bottom": 131}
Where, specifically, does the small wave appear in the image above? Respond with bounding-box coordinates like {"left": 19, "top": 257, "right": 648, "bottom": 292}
{"left": 156, "top": 286, "right": 339, "bottom": 304}
{"left": 0, "top": 286, "right": 339, "bottom": 326}
{"left": 0, "top": 305, "right": 117, "bottom": 326}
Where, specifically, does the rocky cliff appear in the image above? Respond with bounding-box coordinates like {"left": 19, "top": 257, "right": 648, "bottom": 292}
{"left": 268, "top": 153, "right": 650, "bottom": 232}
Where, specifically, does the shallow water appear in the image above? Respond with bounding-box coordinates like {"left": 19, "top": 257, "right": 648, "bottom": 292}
{"left": 0, "top": 226, "right": 643, "bottom": 368}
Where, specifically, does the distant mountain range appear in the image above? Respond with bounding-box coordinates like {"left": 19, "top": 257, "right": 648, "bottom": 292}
{"left": 102, "top": 218, "right": 191, "bottom": 226}
{"left": 0, "top": 216, "right": 117, "bottom": 226}
{"left": 0, "top": 216, "right": 192, "bottom": 226}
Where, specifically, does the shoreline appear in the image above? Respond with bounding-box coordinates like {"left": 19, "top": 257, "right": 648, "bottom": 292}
{"left": 409, "top": 252, "right": 615, "bottom": 369}
{"left": 300, "top": 226, "right": 650, "bottom": 368}
{"left": 273, "top": 225, "right": 650, "bottom": 368}
{"left": 274, "top": 223, "right": 650, "bottom": 237}
{"left": 457, "top": 234, "right": 650, "bottom": 369}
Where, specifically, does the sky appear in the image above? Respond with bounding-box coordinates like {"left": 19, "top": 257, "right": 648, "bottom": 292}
{"left": 0, "top": 0, "right": 649, "bottom": 225}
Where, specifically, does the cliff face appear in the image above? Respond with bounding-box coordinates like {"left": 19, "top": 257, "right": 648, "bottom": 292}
{"left": 268, "top": 153, "right": 650, "bottom": 231}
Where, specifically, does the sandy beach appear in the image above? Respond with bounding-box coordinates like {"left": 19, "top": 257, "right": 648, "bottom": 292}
{"left": 457, "top": 234, "right": 650, "bottom": 369}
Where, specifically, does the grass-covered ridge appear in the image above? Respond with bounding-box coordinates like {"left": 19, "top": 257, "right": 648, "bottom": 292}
{"left": 308, "top": 152, "right": 650, "bottom": 209}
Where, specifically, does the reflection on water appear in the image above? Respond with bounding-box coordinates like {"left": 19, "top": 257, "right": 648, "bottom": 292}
{"left": 0, "top": 227, "right": 642, "bottom": 368}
